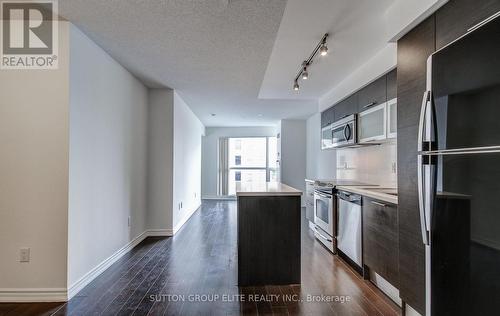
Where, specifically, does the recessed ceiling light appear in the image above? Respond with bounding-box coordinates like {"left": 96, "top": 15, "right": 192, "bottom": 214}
{"left": 258, "top": 114, "right": 263, "bottom": 117}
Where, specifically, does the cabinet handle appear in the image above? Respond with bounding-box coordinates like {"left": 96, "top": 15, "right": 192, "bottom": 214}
{"left": 371, "top": 201, "right": 387, "bottom": 207}
{"left": 363, "top": 101, "right": 377, "bottom": 109}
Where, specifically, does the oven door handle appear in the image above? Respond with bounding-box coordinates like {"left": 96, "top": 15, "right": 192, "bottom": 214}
{"left": 314, "top": 227, "right": 333, "bottom": 242}
{"left": 314, "top": 192, "right": 332, "bottom": 199}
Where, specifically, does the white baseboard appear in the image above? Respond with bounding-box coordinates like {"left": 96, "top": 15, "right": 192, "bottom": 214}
{"left": 147, "top": 229, "right": 173, "bottom": 237}
{"left": 0, "top": 288, "right": 68, "bottom": 302}
{"left": 68, "top": 230, "right": 154, "bottom": 299}
{"left": 173, "top": 203, "right": 201, "bottom": 234}
{"left": 405, "top": 303, "right": 423, "bottom": 316}
{"left": 1, "top": 226, "right": 180, "bottom": 303}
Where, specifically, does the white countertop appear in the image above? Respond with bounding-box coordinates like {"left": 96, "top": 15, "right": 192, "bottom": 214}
{"left": 236, "top": 181, "right": 302, "bottom": 197}
{"left": 336, "top": 186, "right": 398, "bottom": 205}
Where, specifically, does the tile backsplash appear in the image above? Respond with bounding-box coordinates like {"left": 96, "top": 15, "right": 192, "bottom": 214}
{"left": 336, "top": 141, "right": 397, "bottom": 188}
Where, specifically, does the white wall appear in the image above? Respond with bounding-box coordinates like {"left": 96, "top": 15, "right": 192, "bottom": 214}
{"left": 201, "top": 126, "right": 276, "bottom": 198}
{"left": 0, "top": 22, "right": 70, "bottom": 297}
{"left": 147, "top": 90, "right": 205, "bottom": 234}
{"left": 306, "top": 113, "right": 337, "bottom": 180}
{"left": 0, "top": 21, "right": 205, "bottom": 301}
{"left": 147, "top": 89, "right": 174, "bottom": 232}
{"left": 68, "top": 25, "right": 149, "bottom": 288}
{"left": 280, "top": 120, "right": 307, "bottom": 202}
{"left": 172, "top": 92, "right": 204, "bottom": 232}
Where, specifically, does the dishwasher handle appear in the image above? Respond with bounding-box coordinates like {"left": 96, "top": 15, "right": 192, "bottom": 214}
{"left": 337, "top": 191, "right": 362, "bottom": 204}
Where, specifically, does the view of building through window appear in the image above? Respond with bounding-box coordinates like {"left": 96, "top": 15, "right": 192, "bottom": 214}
{"left": 227, "top": 137, "right": 278, "bottom": 195}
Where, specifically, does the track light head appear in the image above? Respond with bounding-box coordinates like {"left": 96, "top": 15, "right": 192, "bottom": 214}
{"left": 302, "top": 67, "right": 308, "bottom": 80}
{"left": 320, "top": 43, "right": 328, "bottom": 56}
{"left": 293, "top": 81, "right": 299, "bottom": 91}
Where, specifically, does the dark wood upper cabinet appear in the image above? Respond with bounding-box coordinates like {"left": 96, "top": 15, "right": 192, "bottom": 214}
{"left": 435, "top": 0, "right": 500, "bottom": 50}
{"left": 320, "top": 107, "right": 335, "bottom": 128}
{"left": 333, "top": 93, "right": 358, "bottom": 121}
{"left": 362, "top": 197, "right": 399, "bottom": 287}
{"left": 320, "top": 110, "right": 328, "bottom": 128}
{"left": 397, "top": 15, "right": 436, "bottom": 315}
{"left": 386, "top": 69, "right": 397, "bottom": 100}
{"left": 357, "top": 75, "right": 387, "bottom": 113}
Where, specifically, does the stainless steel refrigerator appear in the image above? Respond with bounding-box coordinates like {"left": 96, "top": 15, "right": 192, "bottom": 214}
{"left": 418, "top": 12, "right": 500, "bottom": 316}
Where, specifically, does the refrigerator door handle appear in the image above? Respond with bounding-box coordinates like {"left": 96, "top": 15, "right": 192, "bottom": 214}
{"left": 418, "top": 155, "right": 429, "bottom": 245}
{"left": 418, "top": 90, "right": 431, "bottom": 245}
{"left": 418, "top": 91, "right": 431, "bottom": 152}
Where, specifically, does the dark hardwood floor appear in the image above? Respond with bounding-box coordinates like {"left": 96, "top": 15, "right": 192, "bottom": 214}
{"left": 0, "top": 200, "right": 401, "bottom": 316}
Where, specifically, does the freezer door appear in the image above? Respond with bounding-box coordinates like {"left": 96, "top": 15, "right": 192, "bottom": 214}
{"left": 428, "top": 151, "right": 500, "bottom": 316}
{"left": 430, "top": 14, "right": 500, "bottom": 152}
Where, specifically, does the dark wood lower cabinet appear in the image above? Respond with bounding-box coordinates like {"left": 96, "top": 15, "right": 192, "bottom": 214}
{"left": 363, "top": 197, "right": 399, "bottom": 287}
{"left": 237, "top": 196, "right": 301, "bottom": 286}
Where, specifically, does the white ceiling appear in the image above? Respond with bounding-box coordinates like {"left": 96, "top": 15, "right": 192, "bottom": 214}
{"left": 59, "top": 0, "right": 317, "bottom": 127}
{"left": 58, "top": 0, "right": 445, "bottom": 127}
{"left": 259, "top": 0, "right": 396, "bottom": 100}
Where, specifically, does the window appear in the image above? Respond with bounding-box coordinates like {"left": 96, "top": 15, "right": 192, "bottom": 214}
{"left": 222, "top": 136, "right": 278, "bottom": 196}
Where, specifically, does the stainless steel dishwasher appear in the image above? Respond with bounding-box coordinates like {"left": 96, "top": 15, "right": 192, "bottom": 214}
{"left": 336, "top": 190, "right": 362, "bottom": 272}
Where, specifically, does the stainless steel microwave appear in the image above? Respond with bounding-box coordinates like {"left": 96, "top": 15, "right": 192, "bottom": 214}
{"left": 323, "top": 114, "right": 356, "bottom": 149}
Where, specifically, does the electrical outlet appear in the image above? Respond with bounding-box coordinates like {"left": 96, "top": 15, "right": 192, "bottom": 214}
{"left": 20, "top": 248, "right": 30, "bottom": 262}
{"left": 391, "top": 162, "right": 397, "bottom": 173}
{"left": 128, "top": 216, "right": 131, "bottom": 227}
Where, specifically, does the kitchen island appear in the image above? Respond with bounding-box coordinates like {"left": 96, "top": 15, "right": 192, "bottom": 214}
{"left": 236, "top": 181, "right": 302, "bottom": 286}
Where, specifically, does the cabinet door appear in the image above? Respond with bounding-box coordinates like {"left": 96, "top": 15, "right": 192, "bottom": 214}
{"left": 358, "top": 103, "right": 386, "bottom": 143}
{"left": 397, "top": 15, "right": 435, "bottom": 314}
{"left": 321, "top": 110, "right": 329, "bottom": 128}
{"left": 386, "top": 69, "right": 397, "bottom": 100}
{"left": 363, "top": 197, "right": 399, "bottom": 287}
{"left": 357, "top": 75, "right": 387, "bottom": 113}
{"left": 334, "top": 93, "right": 357, "bottom": 121}
{"left": 387, "top": 98, "right": 397, "bottom": 139}
{"left": 435, "top": 0, "right": 500, "bottom": 50}
{"left": 327, "top": 107, "right": 335, "bottom": 125}
{"left": 321, "top": 107, "right": 335, "bottom": 128}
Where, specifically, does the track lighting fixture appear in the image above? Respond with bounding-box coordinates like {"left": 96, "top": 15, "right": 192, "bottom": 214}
{"left": 292, "top": 33, "right": 329, "bottom": 91}
{"left": 302, "top": 62, "right": 309, "bottom": 80}
{"left": 320, "top": 43, "right": 328, "bottom": 56}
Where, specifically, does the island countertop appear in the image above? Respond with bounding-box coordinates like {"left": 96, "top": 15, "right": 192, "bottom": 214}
{"left": 235, "top": 181, "right": 302, "bottom": 197}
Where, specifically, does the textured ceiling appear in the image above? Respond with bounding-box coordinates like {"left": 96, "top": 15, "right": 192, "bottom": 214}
{"left": 58, "top": 0, "right": 318, "bottom": 126}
